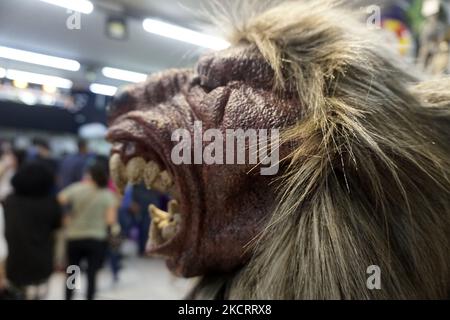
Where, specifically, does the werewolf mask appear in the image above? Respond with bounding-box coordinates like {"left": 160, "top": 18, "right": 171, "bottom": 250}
{"left": 107, "top": 45, "right": 297, "bottom": 276}
{"left": 107, "top": 1, "right": 450, "bottom": 299}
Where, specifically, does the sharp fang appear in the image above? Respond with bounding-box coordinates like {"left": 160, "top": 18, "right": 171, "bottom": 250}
{"left": 158, "top": 220, "right": 170, "bottom": 229}
{"left": 109, "top": 154, "right": 126, "bottom": 194}
{"left": 144, "top": 161, "right": 160, "bottom": 189}
{"left": 149, "top": 204, "right": 170, "bottom": 222}
{"left": 149, "top": 218, "right": 163, "bottom": 245}
{"left": 161, "top": 214, "right": 181, "bottom": 240}
{"left": 148, "top": 201, "right": 181, "bottom": 243}
{"left": 152, "top": 170, "right": 173, "bottom": 193}
{"left": 126, "top": 157, "right": 146, "bottom": 184}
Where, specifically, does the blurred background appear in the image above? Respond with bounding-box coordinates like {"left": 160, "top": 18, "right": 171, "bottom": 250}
{"left": 0, "top": 0, "right": 449, "bottom": 300}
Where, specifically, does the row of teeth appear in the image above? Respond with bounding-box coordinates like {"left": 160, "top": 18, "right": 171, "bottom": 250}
{"left": 109, "top": 153, "right": 174, "bottom": 195}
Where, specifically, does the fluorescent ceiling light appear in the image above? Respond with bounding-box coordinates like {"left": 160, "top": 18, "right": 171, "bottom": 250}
{"left": 90, "top": 83, "right": 117, "bottom": 96}
{"left": 143, "top": 19, "right": 230, "bottom": 50}
{"left": 13, "top": 79, "right": 29, "bottom": 89}
{"left": 39, "top": 0, "right": 94, "bottom": 14}
{"left": 0, "top": 67, "right": 5, "bottom": 78}
{"left": 6, "top": 69, "right": 73, "bottom": 89}
{"left": 0, "top": 46, "right": 80, "bottom": 71}
{"left": 422, "top": 0, "right": 440, "bottom": 17}
{"left": 102, "top": 67, "right": 147, "bottom": 83}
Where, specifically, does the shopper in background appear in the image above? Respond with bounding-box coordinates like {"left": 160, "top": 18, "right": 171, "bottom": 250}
{"left": 58, "top": 159, "right": 118, "bottom": 300}
{"left": 3, "top": 162, "right": 62, "bottom": 299}
{"left": 27, "top": 138, "right": 58, "bottom": 179}
{"left": 0, "top": 144, "right": 25, "bottom": 202}
{"left": 130, "top": 184, "right": 169, "bottom": 256}
{"left": 0, "top": 149, "right": 15, "bottom": 202}
{"left": 58, "top": 139, "right": 92, "bottom": 190}
{"left": 0, "top": 204, "right": 7, "bottom": 293}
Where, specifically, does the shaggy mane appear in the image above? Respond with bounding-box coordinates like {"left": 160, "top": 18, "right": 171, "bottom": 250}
{"left": 192, "top": 0, "right": 450, "bottom": 299}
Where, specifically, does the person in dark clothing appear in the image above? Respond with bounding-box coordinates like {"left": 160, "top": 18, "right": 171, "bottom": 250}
{"left": 3, "top": 162, "right": 62, "bottom": 299}
{"left": 58, "top": 139, "right": 92, "bottom": 190}
{"left": 25, "top": 139, "right": 58, "bottom": 194}
{"left": 130, "top": 184, "right": 169, "bottom": 255}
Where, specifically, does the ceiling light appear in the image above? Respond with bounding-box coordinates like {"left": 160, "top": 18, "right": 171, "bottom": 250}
{"left": 0, "top": 46, "right": 80, "bottom": 71}
{"left": 89, "top": 83, "right": 117, "bottom": 96}
{"left": 42, "top": 85, "right": 57, "bottom": 94}
{"left": 106, "top": 16, "right": 128, "bottom": 41}
{"left": 102, "top": 67, "right": 147, "bottom": 83}
{"left": 13, "top": 80, "right": 29, "bottom": 89}
{"left": 0, "top": 67, "right": 5, "bottom": 78}
{"left": 6, "top": 69, "right": 73, "bottom": 89}
{"left": 39, "top": 0, "right": 94, "bottom": 14}
{"left": 422, "top": 0, "right": 440, "bottom": 17}
{"left": 143, "top": 19, "right": 230, "bottom": 51}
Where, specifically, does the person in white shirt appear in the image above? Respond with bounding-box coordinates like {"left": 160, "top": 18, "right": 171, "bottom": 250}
{"left": 0, "top": 147, "right": 20, "bottom": 202}
{"left": 0, "top": 204, "right": 8, "bottom": 290}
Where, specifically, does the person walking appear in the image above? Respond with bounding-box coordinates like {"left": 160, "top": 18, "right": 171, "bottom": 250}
{"left": 0, "top": 204, "right": 7, "bottom": 293}
{"left": 58, "top": 139, "right": 92, "bottom": 190}
{"left": 3, "top": 162, "right": 62, "bottom": 299}
{"left": 58, "top": 159, "right": 118, "bottom": 300}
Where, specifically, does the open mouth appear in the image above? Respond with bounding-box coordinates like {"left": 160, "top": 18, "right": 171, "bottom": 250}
{"left": 107, "top": 119, "right": 185, "bottom": 255}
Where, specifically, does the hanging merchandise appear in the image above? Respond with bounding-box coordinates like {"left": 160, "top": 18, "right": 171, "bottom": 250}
{"left": 381, "top": 2, "right": 416, "bottom": 58}
{"left": 381, "top": 0, "right": 450, "bottom": 74}
{"left": 416, "top": 0, "right": 450, "bottom": 74}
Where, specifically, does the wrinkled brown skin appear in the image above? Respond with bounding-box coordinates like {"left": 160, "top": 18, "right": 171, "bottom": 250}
{"left": 107, "top": 45, "right": 302, "bottom": 277}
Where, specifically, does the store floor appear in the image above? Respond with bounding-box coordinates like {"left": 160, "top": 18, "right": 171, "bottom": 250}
{"left": 46, "top": 255, "right": 194, "bottom": 300}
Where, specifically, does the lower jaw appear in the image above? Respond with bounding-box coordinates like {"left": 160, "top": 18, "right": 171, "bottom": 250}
{"left": 165, "top": 254, "right": 200, "bottom": 278}
{"left": 146, "top": 223, "right": 179, "bottom": 254}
